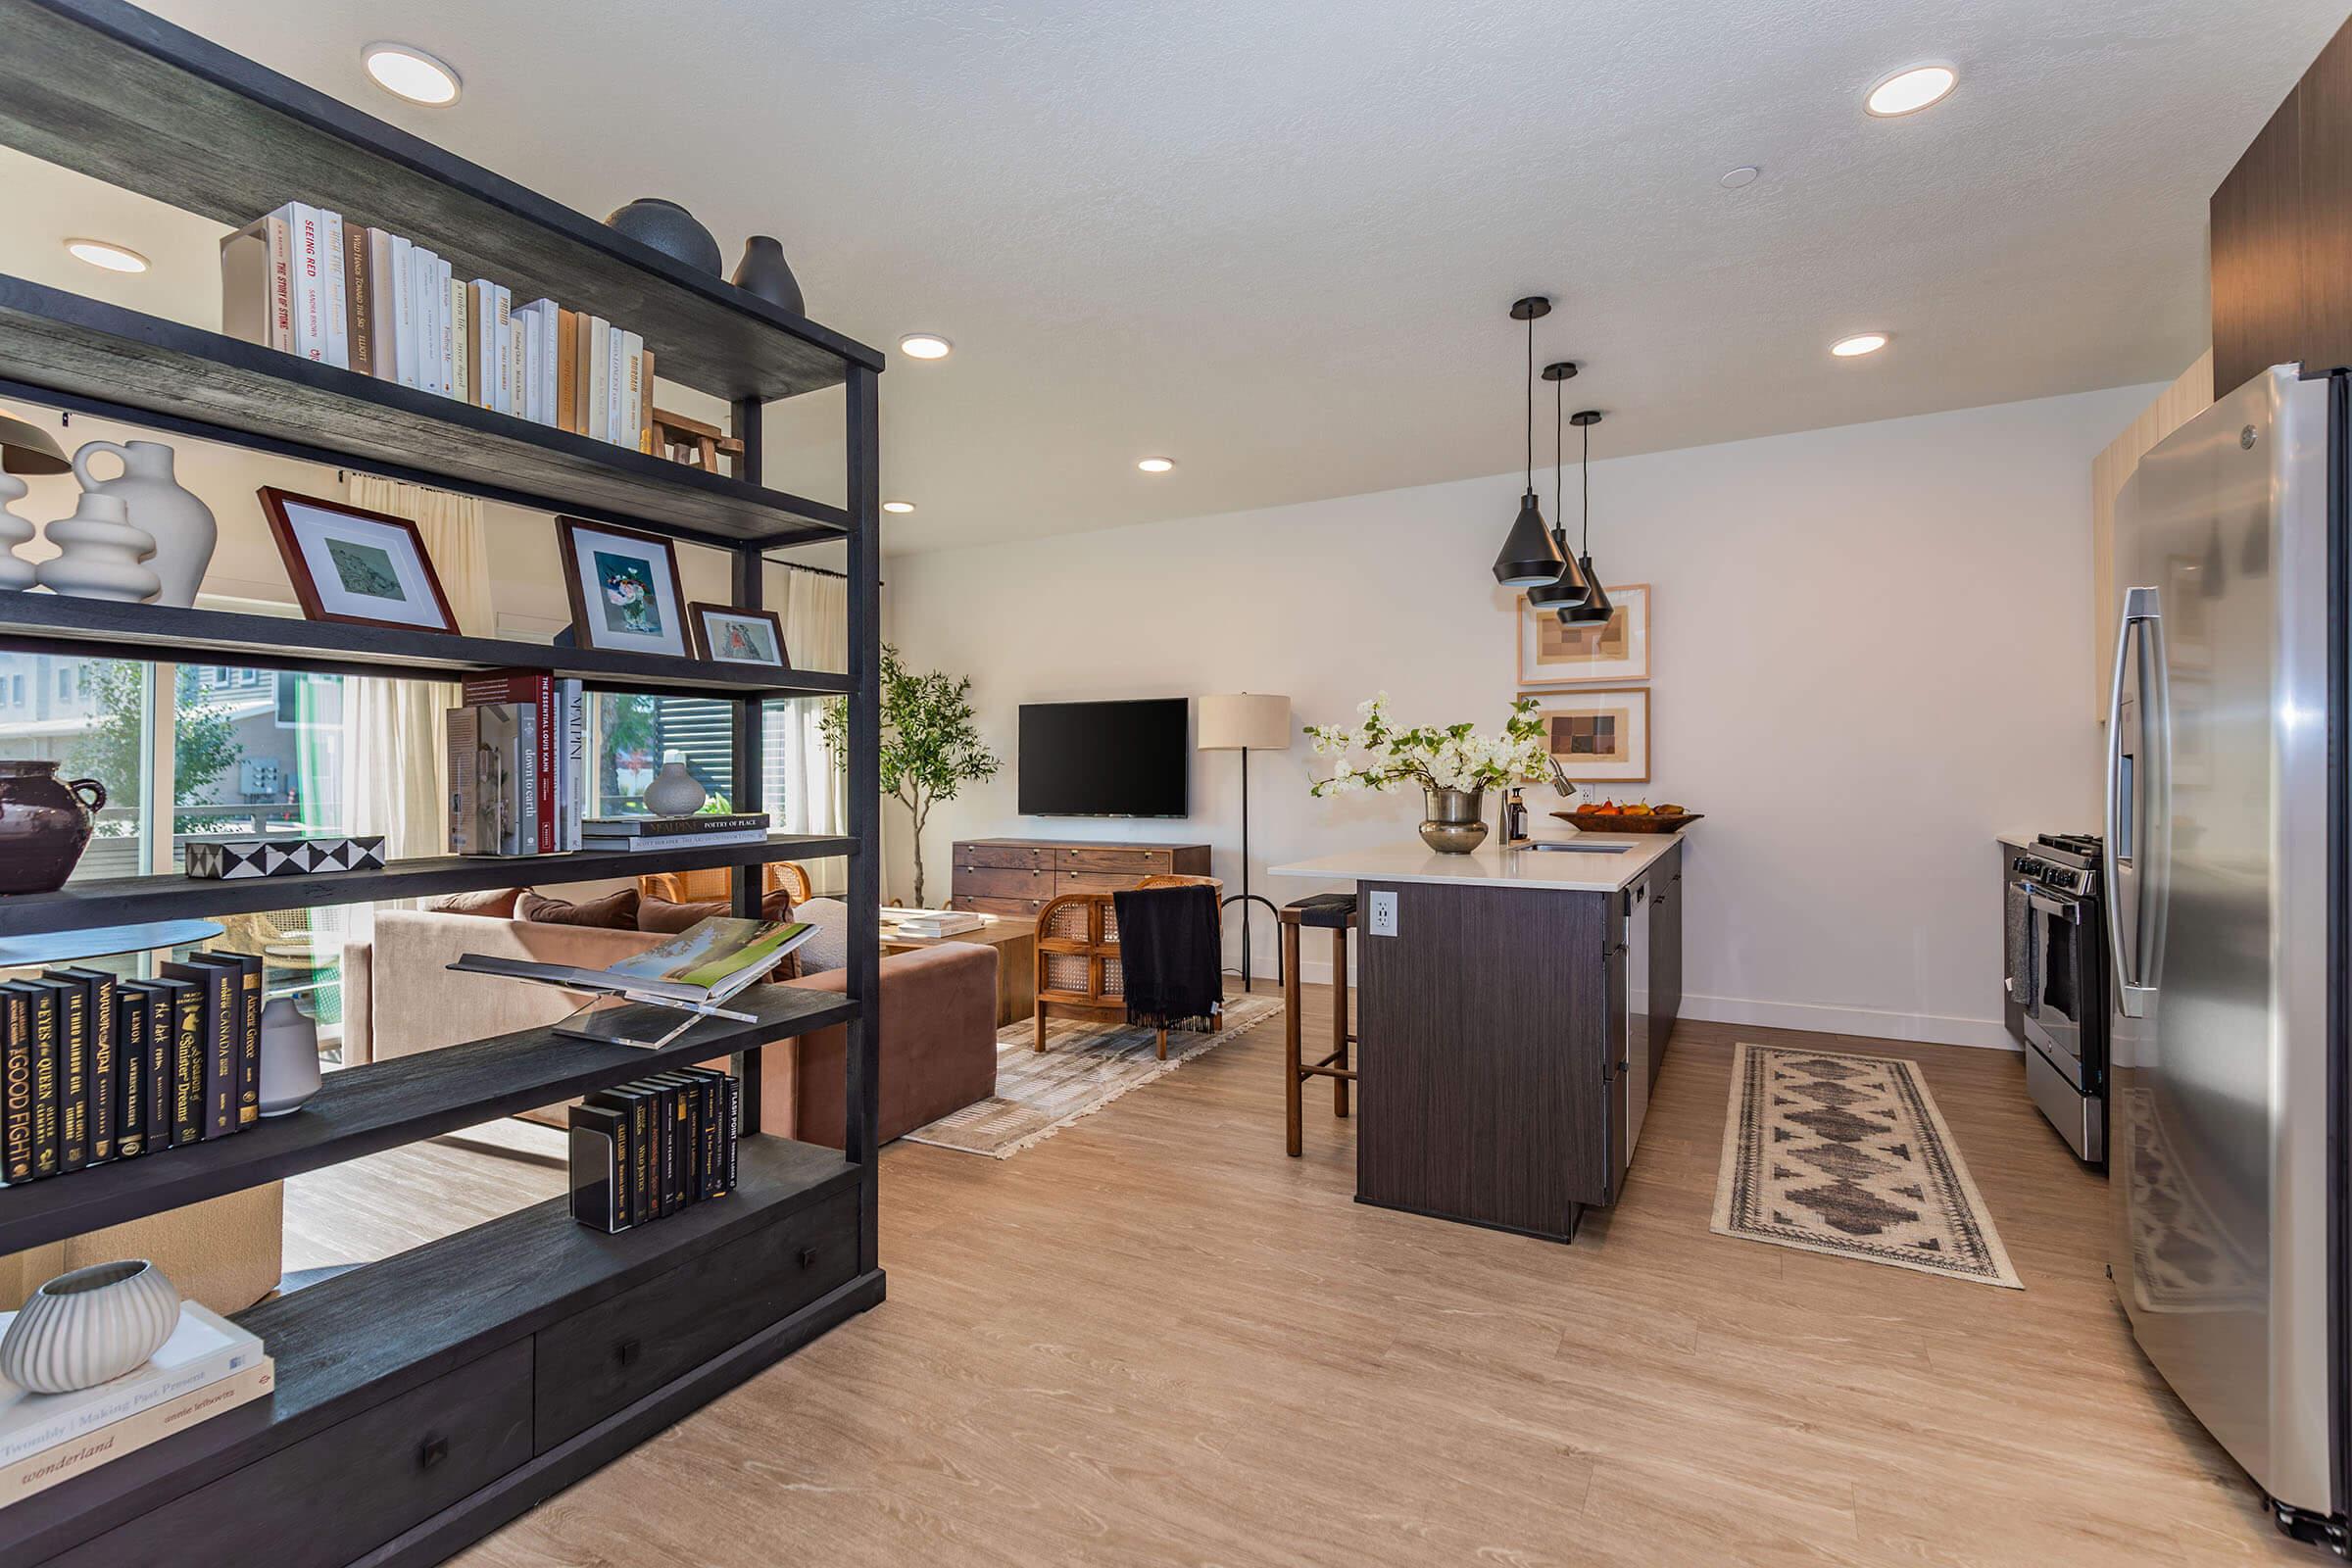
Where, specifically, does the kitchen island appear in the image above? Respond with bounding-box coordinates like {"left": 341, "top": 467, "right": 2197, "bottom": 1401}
{"left": 1269, "top": 833, "right": 1688, "bottom": 1242}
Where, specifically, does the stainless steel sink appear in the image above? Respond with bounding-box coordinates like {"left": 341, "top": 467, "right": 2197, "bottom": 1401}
{"left": 1526, "top": 841, "right": 1631, "bottom": 854}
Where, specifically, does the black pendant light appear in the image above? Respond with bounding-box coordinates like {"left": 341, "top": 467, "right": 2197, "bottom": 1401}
{"left": 1559, "top": 410, "right": 1614, "bottom": 625}
{"left": 1526, "top": 361, "right": 1592, "bottom": 611}
{"left": 1491, "top": 297, "right": 1568, "bottom": 588}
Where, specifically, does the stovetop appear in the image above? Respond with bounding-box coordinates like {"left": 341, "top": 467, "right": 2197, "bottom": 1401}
{"left": 2015, "top": 832, "right": 2102, "bottom": 896}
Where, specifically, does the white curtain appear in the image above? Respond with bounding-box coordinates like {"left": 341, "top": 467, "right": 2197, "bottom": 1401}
{"left": 774, "top": 566, "right": 848, "bottom": 893}
{"left": 339, "top": 477, "right": 493, "bottom": 866}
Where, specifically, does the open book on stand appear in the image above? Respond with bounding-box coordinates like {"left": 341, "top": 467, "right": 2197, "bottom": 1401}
{"left": 448, "top": 917, "right": 813, "bottom": 1049}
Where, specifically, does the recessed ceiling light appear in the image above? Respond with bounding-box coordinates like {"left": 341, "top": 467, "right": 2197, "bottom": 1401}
{"left": 1719, "top": 166, "right": 1760, "bottom": 189}
{"left": 1136, "top": 457, "right": 1175, "bottom": 473}
{"left": 881, "top": 500, "right": 915, "bottom": 514}
{"left": 64, "top": 239, "right": 148, "bottom": 273}
{"left": 363, "top": 43, "right": 462, "bottom": 107}
{"left": 1865, "top": 65, "right": 1956, "bottom": 118}
{"left": 898, "top": 334, "right": 952, "bottom": 361}
{"left": 1832, "top": 332, "right": 1889, "bottom": 358}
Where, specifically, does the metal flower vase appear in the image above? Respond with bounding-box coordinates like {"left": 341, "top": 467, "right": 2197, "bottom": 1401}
{"left": 1419, "top": 788, "right": 1489, "bottom": 854}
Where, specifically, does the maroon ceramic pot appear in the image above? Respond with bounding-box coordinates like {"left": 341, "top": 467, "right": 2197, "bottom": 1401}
{"left": 0, "top": 760, "right": 105, "bottom": 896}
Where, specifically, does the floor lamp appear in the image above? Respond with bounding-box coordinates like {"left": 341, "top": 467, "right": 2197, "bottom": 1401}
{"left": 1198, "top": 693, "right": 1292, "bottom": 993}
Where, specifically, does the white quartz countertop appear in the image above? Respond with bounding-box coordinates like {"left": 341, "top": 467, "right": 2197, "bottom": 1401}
{"left": 1270, "top": 831, "right": 1690, "bottom": 894}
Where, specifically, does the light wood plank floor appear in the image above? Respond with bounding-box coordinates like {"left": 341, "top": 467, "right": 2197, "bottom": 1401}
{"left": 287, "top": 988, "right": 2316, "bottom": 1566}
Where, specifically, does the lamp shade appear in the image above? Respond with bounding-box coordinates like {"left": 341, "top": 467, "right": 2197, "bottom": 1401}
{"left": 1198, "top": 693, "right": 1292, "bottom": 752}
{"left": 1491, "top": 491, "right": 1564, "bottom": 588}
{"left": 1559, "top": 561, "right": 1614, "bottom": 625}
{"left": 0, "top": 409, "right": 69, "bottom": 476}
{"left": 1525, "top": 545, "right": 1590, "bottom": 609}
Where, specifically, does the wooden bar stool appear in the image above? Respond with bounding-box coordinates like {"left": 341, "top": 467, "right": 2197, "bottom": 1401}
{"left": 1281, "top": 893, "right": 1358, "bottom": 1156}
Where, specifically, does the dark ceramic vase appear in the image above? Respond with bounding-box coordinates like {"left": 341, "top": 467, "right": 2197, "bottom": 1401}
{"left": 603, "top": 198, "right": 722, "bottom": 275}
{"left": 0, "top": 760, "right": 104, "bottom": 895}
{"left": 730, "top": 236, "right": 805, "bottom": 316}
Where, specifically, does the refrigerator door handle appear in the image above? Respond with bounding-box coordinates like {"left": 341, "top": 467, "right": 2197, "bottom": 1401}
{"left": 2104, "top": 585, "right": 2161, "bottom": 1018}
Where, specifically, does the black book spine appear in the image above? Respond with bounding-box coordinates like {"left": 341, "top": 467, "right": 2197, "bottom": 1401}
{"left": 663, "top": 1073, "right": 705, "bottom": 1205}
{"left": 28, "top": 990, "right": 59, "bottom": 1179}
{"left": 2, "top": 990, "right": 29, "bottom": 1184}
{"left": 659, "top": 1080, "right": 681, "bottom": 1218}
{"left": 46, "top": 975, "right": 87, "bottom": 1172}
{"left": 696, "top": 1074, "right": 719, "bottom": 1200}
{"left": 609, "top": 1097, "right": 633, "bottom": 1227}
{"left": 72, "top": 972, "right": 117, "bottom": 1163}
{"left": 722, "top": 1071, "right": 740, "bottom": 1196}
{"left": 628, "top": 1094, "right": 653, "bottom": 1225}
{"left": 115, "top": 992, "right": 145, "bottom": 1159}
{"left": 170, "top": 989, "right": 204, "bottom": 1146}
{"left": 204, "top": 967, "right": 234, "bottom": 1138}
{"left": 141, "top": 991, "right": 172, "bottom": 1152}
{"left": 203, "top": 953, "right": 262, "bottom": 1127}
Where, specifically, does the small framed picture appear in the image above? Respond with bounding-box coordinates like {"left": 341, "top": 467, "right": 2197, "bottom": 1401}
{"left": 257, "top": 487, "right": 460, "bottom": 634}
{"left": 556, "top": 517, "right": 690, "bottom": 658}
{"left": 689, "top": 603, "right": 791, "bottom": 667}
{"left": 1522, "top": 687, "right": 1650, "bottom": 784}
{"left": 1517, "top": 584, "right": 1649, "bottom": 686}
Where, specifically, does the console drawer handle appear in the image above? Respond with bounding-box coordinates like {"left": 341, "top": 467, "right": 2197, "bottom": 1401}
{"left": 418, "top": 1435, "right": 448, "bottom": 1470}
{"left": 799, "top": 1247, "right": 818, "bottom": 1269}
{"left": 615, "top": 1338, "right": 642, "bottom": 1367}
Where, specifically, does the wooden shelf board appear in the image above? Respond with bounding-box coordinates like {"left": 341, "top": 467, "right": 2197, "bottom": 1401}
{"left": 0, "top": 835, "right": 857, "bottom": 939}
{"left": 0, "top": 989, "right": 859, "bottom": 1257}
{"left": 0, "top": 0, "right": 881, "bottom": 405}
{"left": 0, "top": 592, "right": 856, "bottom": 698}
{"left": 0, "top": 277, "right": 850, "bottom": 548}
{"left": 0, "top": 1138, "right": 863, "bottom": 1562}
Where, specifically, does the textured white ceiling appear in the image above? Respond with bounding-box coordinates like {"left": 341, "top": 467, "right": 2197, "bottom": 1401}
{"left": 16, "top": 0, "right": 2347, "bottom": 553}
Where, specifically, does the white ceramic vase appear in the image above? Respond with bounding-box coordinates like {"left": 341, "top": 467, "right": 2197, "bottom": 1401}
{"left": 642, "top": 755, "right": 708, "bottom": 817}
{"left": 0, "top": 1259, "right": 180, "bottom": 1395}
{"left": 71, "top": 439, "right": 212, "bottom": 608}
{"left": 259, "top": 995, "right": 322, "bottom": 1116}
{"left": 0, "top": 474, "right": 35, "bottom": 592}
{"left": 35, "top": 492, "right": 160, "bottom": 602}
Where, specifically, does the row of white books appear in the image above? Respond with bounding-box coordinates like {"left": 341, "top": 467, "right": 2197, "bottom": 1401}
{"left": 0, "top": 1303, "right": 270, "bottom": 1508}
{"left": 882, "top": 907, "right": 985, "bottom": 938}
{"left": 220, "top": 203, "right": 657, "bottom": 450}
{"left": 446, "top": 672, "right": 588, "bottom": 857}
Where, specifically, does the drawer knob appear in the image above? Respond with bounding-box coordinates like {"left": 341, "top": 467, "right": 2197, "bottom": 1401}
{"left": 798, "top": 1247, "right": 818, "bottom": 1269}
{"left": 419, "top": 1435, "right": 449, "bottom": 1470}
{"left": 615, "top": 1337, "right": 642, "bottom": 1367}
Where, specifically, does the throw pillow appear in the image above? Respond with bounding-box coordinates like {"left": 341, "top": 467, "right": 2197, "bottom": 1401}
{"left": 425, "top": 886, "right": 522, "bottom": 918}
{"left": 517, "top": 887, "right": 641, "bottom": 929}
{"left": 791, "top": 898, "right": 850, "bottom": 974}
{"left": 636, "top": 886, "right": 797, "bottom": 934}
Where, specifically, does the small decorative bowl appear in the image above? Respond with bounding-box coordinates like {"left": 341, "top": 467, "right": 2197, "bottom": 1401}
{"left": 0, "top": 1259, "right": 180, "bottom": 1395}
{"left": 1550, "top": 810, "right": 1704, "bottom": 835}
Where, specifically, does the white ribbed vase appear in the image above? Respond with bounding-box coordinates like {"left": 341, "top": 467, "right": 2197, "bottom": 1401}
{"left": 0, "top": 1260, "right": 180, "bottom": 1395}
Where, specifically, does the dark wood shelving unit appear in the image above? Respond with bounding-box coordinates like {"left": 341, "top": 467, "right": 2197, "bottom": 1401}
{"left": 0, "top": 3, "right": 887, "bottom": 1563}
{"left": 0, "top": 592, "right": 855, "bottom": 697}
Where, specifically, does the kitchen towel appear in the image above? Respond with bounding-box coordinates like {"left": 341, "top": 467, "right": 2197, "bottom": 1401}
{"left": 2004, "top": 879, "right": 2038, "bottom": 1019}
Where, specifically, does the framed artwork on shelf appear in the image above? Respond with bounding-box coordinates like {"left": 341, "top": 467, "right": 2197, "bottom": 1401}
{"left": 1517, "top": 583, "right": 1648, "bottom": 686}
{"left": 1523, "top": 687, "right": 1650, "bottom": 784}
{"left": 689, "top": 602, "right": 791, "bottom": 667}
{"left": 257, "top": 486, "right": 460, "bottom": 634}
{"left": 557, "top": 516, "right": 689, "bottom": 658}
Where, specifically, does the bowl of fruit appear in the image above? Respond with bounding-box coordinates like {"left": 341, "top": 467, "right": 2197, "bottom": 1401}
{"left": 1550, "top": 800, "right": 1702, "bottom": 834}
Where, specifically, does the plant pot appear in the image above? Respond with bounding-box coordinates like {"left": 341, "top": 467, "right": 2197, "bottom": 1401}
{"left": 1418, "top": 787, "right": 1489, "bottom": 854}
{"left": 603, "top": 198, "right": 722, "bottom": 275}
{"left": 0, "top": 760, "right": 105, "bottom": 894}
{"left": 0, "top": 1259, "right": 180, "bottom": 1395}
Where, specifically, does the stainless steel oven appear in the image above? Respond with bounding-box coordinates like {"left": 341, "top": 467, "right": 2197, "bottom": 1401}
{"left": 2007, "top": 833, "right": 2108, "bottom": 1162}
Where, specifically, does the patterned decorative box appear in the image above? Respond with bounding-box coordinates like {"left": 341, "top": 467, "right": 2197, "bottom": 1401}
{"left": 182, "top": 835, "right": 389, "bottom": 880}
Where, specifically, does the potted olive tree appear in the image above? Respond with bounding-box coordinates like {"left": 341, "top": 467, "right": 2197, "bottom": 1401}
{"left": 821, "top": 644, "right": 999, "bottom": 907}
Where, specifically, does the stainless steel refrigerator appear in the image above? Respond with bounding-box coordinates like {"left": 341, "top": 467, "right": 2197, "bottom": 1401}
{"left": 2107, "top": 363, "right": 2345, "bottom": 1551}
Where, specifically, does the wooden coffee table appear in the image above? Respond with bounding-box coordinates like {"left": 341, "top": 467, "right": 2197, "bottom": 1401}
{"left": 881, "top": 914, "right": 1036, "bottom": 1026}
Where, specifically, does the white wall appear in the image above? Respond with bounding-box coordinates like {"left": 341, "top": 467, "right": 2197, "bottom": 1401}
{"left": 882, "top": 382, "right": 2158, "bottom": 1050}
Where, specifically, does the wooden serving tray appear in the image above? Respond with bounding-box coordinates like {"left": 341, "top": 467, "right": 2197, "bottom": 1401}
{"left": 1549, "top": 810, "right": 1703, "bottom": 834}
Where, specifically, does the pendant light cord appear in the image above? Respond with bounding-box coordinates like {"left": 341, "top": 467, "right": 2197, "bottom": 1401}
{"left": 1524, "top": 314, "right": 1535, "bottom": 490}
{"left": 1553, "top": 371, "right": 1564, "bottom": 540}
{"left": 1581, "top": 417, "right": 1592, "bottom": 555}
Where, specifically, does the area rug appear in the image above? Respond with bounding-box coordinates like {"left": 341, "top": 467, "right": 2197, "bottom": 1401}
{"left": 1711, "top": 1042, "right": 2023, "bottom": 1289}
{"left": 904, "top": 995, "right": 1283, "bottom": 1158}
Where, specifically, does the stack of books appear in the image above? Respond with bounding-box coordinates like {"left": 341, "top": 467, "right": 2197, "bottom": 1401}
{"left": 578, "top": 811, "right": 769, "bottom": 854}
{"left": 0, "top": 1304, "right": 271, "bottom": 1505}
{"left": 568, "top": 1065, "right": 740, "bottom": 1234}
{"left": 221, "top": 202, "right": 657, "bottom": 451}
{"left": 882, "top": 907, "right": 985, "bottom": 938}
{"left": 2, "top": 954, "right": 263, "bottom": 1187}
{"left": 445, "top": 671, "right": 586, "bottom": 856}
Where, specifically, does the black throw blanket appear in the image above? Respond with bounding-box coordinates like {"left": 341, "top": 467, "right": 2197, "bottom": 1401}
{"left": 1113, "top": 884, "right": 1223, "bottom": 1032}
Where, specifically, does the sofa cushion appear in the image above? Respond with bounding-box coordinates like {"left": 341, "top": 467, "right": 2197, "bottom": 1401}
{"left": 637, "top": 886, "right": 796, "bottom": 934}
{"left": 518, "top": 887, "right": 640, "bottom": 929}
{"left": 426, "top": 886, "right": 522, "bottom": 918}
{"left": 790, "top": 898, "right": 850, "bottom": 974}
{"left": 786, "top": 943, "right": 998, "bottom": 1146}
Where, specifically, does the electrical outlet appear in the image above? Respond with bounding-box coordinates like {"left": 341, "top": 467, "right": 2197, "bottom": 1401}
{"left": 1368, "top": 890, "right": 1398, "bottom": 937}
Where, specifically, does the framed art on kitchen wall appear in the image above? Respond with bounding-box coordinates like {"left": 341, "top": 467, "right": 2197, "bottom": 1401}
{"left": 1516, "top": 583, "right": 1649, "bottom": 686}
{"left": 1522, "top": 687, "right": 1650, "bottom": 784}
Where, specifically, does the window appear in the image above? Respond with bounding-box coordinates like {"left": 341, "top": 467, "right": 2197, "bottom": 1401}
{"left": 8, "top": 674, "right": 21, "bottom": 706}
{"left": 592, "top": 693, "right": 733, "bottom": 816}
{"left": 55, "top": 667, "right": 72, "bottom": 702}
{"left": 0, "top": 653, "right": 148, "bottom": 882}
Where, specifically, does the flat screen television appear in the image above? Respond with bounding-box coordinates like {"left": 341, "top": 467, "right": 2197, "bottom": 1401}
{"left": 1017, "top": 699, "right": 1189, "bottom": 817}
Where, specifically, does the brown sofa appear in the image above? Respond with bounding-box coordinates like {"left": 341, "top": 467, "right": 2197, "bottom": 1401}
{"left": 342, "top": 909, "right": 1000, "bottom": 1146}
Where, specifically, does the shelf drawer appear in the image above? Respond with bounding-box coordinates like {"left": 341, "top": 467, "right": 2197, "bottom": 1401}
{"left": 532, "top": 1189, "right": 858, "bottom": 1450}
{"left": 954, "top": 895, "right": 1047, "bottom": 917}
{"left": 955, "top": 844, "right": 1050, "bottom": 869}
{"left": 1058, "top": 870, "right": 1151, "bottom": 895}
{"left": 1057, "top": 847, "right": 1173, "bottom": 874}
{"left": 956, "top": 865, "right": 1052, "bottom": 900}
{"left": 49, "top": 1341, "right": 532, "bottom": 1568}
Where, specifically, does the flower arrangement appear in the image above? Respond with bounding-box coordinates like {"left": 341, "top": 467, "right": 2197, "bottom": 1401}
{"left": 1305, "top": 694, "right": 1548, "bottom": 798}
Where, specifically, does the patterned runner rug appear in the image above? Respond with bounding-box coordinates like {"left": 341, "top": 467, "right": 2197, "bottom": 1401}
{"left": 904, "top": 995, "right": 1283, "bottom": 1158}
{"left": 1711, "top": 1042, "right": 2022, "bottom": 1289}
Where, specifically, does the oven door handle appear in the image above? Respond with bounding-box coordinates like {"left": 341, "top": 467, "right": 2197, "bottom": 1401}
{"left": 2019, "top": 883, "right": 2082, "bottom": 923}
